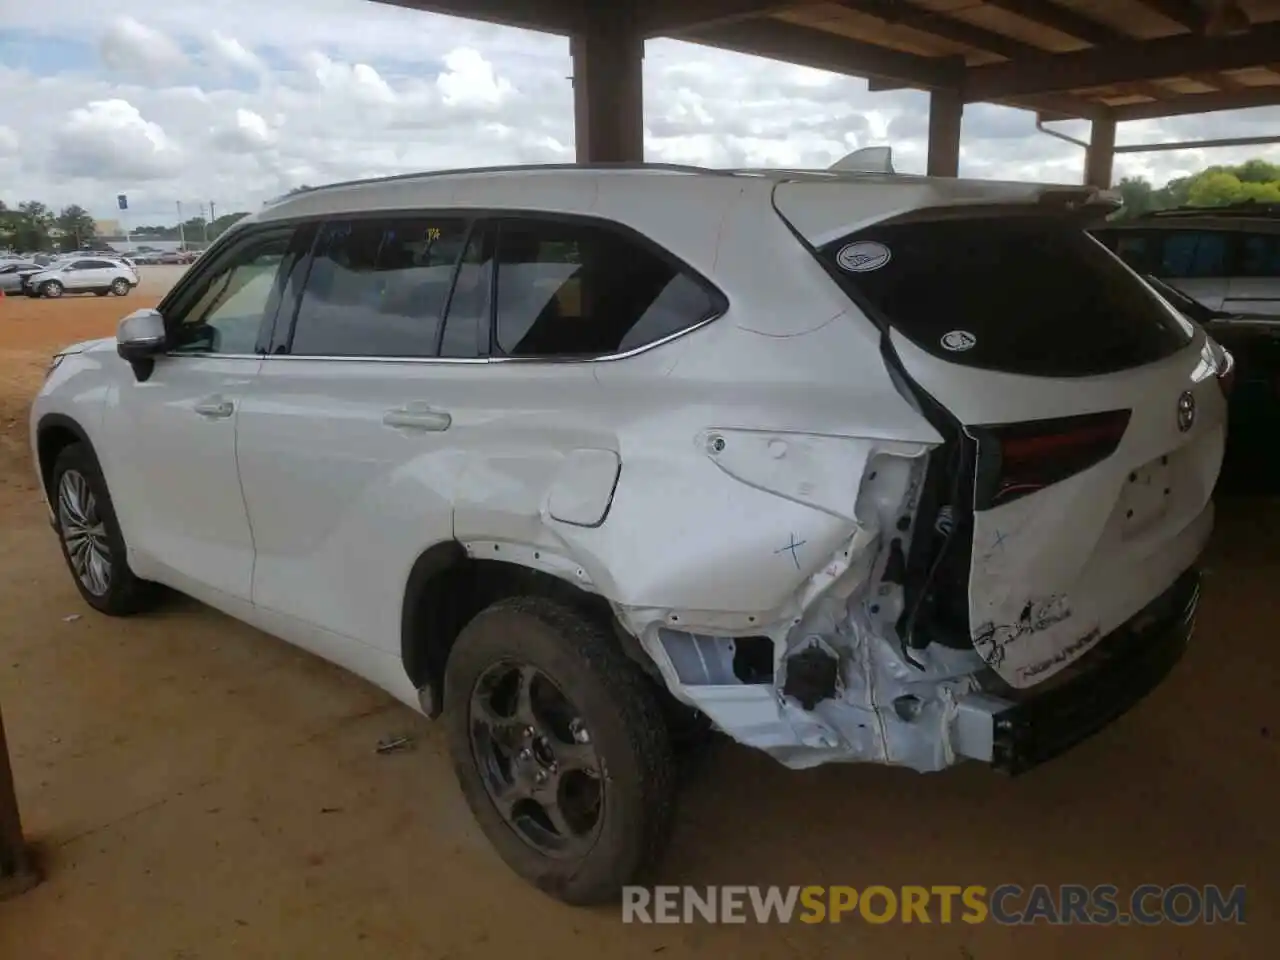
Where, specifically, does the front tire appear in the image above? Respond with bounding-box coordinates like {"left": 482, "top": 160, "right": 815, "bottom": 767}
{"left": 41, "top": 281, "right": 63, "bottom": 299}
{"left": 50, "top": 443, "right": 161, "bottom": 616}
{"left": 444, "top": 597, "right": 676, "bottom": 905}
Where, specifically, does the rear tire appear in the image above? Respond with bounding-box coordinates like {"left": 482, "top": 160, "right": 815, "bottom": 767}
{"left": 111, "top": 279, "right": 130, "bottom": 296}
{"left": 50, "top": 442, "right": 162, "bottom": 616}
{"left": 444, "top": 597, "right": 676, "bottom": 905}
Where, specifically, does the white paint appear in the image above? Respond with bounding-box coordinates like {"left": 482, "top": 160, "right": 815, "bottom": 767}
{"left": 547, "top": 449, "right": 621, "bottom": 528}
{"left": 28, "top": 165, "right": 1220, "bottom": 776}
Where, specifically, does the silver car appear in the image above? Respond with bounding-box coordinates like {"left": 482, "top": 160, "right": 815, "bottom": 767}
{"left": 23, "top": 257, "right": 139, "bottom": 298}
{"left": 0, "top": 260, "right": 45, "bottom": 293}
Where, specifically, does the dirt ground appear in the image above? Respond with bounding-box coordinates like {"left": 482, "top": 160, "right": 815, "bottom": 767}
{"left": 0, "top": 275, "right": 1275, "bottom": 958}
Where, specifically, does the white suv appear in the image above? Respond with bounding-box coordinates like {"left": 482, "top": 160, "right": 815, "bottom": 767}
{"left": 30, "top": 164, "right": 1229, "bottom": 904}
{"left": 23, "top": 257, "right": 139, "bottom": 298}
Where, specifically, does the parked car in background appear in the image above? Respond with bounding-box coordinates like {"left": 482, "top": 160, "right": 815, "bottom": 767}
{"left": 1144, "top": 273, "right": 1280, "bottom": 493}
{"left": 1094, "top": 201, "right": 1280, "bottom": 319}
{"left": 0, "top": 260, "right": 45, "bottom": 292}
{"left": 30, "top": 164, "right": 1229, "bottom": 905}
{"left": 22, "top": 257, "right": 139, "bottom": 298}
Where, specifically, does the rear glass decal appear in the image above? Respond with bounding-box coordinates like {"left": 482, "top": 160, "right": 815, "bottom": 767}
{"left": 836, "top": 240, "right": 891, "bottom": 273}
{"left": 941, "top": 330, "right": 977, "bottom": 352}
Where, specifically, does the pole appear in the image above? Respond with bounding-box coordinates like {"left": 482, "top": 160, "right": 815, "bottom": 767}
{"left": 177, "top": 201, "right": 185, "bottom": 250}
{"left": 0, "top": 703, "right": 39, "bottom": 900}
{"left": 209, "top": 201, "right": 217, "bottom": 235}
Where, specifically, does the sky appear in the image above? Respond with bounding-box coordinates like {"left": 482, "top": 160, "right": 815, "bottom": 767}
{"left": 1, "top": 0, "right": 1278, "bottom": 223}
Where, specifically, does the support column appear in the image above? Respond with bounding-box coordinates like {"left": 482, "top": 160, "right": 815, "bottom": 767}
{"left": 926, "top": 87, "right": 964, "bottom": 177}
{"left": 0, "top": 704, "right": 39, "bottom": 901}
{"left": 1084, "top": 115, "right": 1117, "bottom": 189}
{"left": 571, "top": 5, "right": 644, "bottom": 164}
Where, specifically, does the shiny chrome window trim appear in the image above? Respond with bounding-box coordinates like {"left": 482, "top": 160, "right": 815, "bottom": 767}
{"left": 252, "top": 308, "right": 723, "bottom": 365}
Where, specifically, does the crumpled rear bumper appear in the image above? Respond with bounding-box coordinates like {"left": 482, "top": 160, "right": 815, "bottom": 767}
{"left": 953, "top": 568, "right": 1200, "bottom": 774}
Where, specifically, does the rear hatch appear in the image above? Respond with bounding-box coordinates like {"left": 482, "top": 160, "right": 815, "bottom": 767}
{"left": 773, "top": 176, "right": 1227, "bottom": 688}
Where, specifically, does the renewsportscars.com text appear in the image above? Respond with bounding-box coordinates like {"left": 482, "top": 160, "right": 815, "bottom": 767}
{"left": 622, "top": 884, "right": 1246, "bottom": 925}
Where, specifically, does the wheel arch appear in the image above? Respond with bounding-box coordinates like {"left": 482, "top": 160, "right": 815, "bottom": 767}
{"left": 35, "top": 413, "right": 95, "bottom": 502}
{"left": 400, "top": 543, "right": 632, "bottom": 719}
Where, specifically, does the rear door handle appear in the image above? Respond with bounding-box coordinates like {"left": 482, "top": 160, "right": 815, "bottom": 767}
{"left": 194, "top": 397, "right": 234, "bottom": 419}
{"left": 383, "top": 404, "right": 451, "bottom": 432}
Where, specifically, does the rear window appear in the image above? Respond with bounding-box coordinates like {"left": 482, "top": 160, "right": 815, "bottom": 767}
{"left": 821, "top": 216, "right": 1194, "bottom": 377}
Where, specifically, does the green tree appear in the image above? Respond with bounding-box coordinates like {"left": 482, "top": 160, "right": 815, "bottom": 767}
{"left": 1234, "top": 158, "right": 1280, "bottom": 184}
{"left": 1187, "top": 170, "right": 1246, "bottom": 207}
{"left": 0, "top": 201, "right": 17, "bottom": 250}
{"left": 12, "top": 202, "right": 54, "bottom": 252}
{"left": 55, "top": 204, "right": 97, "bottom": 250}
{"left": 1115, "top": 176, "right": 1155, "bottom": 218}
{"left": 209, "top": 211, "right": 250, "bottom": 239}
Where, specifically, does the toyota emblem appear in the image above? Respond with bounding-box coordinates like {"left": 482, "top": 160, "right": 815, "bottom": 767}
{"left": 1176, "top": 390, "right": 1196, "bottom": 433}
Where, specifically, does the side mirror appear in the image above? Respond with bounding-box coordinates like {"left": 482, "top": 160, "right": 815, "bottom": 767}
{"left": 116, "top": 308, "right": 167, "bottom": 380}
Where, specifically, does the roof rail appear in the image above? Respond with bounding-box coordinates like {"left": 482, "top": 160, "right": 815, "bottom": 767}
{"left": 263, "top": 162, "right": 728, "bottom": 205}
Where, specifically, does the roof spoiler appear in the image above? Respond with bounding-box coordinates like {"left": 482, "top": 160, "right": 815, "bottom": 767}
{"left": 829, "top": 146, "right": 894, "bottom": 174}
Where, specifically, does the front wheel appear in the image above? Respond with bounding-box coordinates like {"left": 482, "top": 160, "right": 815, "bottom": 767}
{"left": 111, "top": 279, "right": 130, "bottom": 296}
{"left": 444, "top": 597, "right": 676, "bottom": 905}
{"left": 50, "top": 443, "right": 162, "bottom": 615}
{"left": 41, "top": 280, "right": 63, "bottom": 299}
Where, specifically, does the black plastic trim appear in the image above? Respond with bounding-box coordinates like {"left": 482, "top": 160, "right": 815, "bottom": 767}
{"left": 990, "top": 568, "right": 1199, "bottom": 776}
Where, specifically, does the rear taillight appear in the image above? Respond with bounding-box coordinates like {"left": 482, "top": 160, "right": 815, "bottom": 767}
{"left": 971, "top": 410, "right": 1132, "bottom": 509}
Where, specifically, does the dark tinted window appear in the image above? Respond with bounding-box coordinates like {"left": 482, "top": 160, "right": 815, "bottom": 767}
{"left": 290, "top": 218, "right": 468, "bottom": 357}
{"left": 492, "top": 219, "right": 718, "bottom": 358}
{"left": 1160, "top": 230, "right": 1228, "bottom": 278}
{"left": 438, "top": 227, "right": 491, "bottom": 358}
{"left": 1238, "top": 233, "right": 1280, "bottom": 276}
{"left": 69, "top": 260, "right": 94, "bottom": 270}
{"left": 88, "top": 259, "right": 118, "bottom": 269}
{"left": 821, "top": 216, "right": 1193, "bottom": 377}
{"left": 1098, "top": 231, "right": 1157, "bottom": 273}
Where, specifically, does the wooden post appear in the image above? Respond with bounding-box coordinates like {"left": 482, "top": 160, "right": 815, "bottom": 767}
{"left": 0, "top": 703, "right": 39, "bottom": 900}
{"left": 1084, "top": 114, "right": 1117, "bottom": 189}
{"left": 927, "top": 87, "right": 964, "bottom": 177}
{"left": 572, "top": 1, "right": 645, "bottom": 163}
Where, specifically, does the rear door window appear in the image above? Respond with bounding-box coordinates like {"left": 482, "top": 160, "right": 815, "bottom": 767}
{"left": 820, "top": 216, "right": 1193, "bottom": 377}
{"left": 491, "top": 217, "right": 722, "bottom": 358}
{"left": 288, "top": 217, "right": 469, "bottom": 358}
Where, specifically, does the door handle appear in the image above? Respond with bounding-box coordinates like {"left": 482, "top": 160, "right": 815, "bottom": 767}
{"left": 383, "top": 404, "right": 451, "bottom": 432}
{"left": 193, "top": 397, "right": 234, "bottom": 419}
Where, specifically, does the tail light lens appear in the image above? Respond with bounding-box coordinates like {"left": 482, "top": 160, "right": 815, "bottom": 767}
{"left": 971, "top": 410, "right": 1132, "bottom": 509}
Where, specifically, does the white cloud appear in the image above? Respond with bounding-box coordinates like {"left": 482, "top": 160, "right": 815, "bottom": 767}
{"left": 212, "top": 108, "right": 274, "bottom": 152}
{"left": 437, "top": 47, "right": 515, "bottom": 109}
{"left": 99, "top": 16, "right": 187, "bottom": 79}
{"left": 304, "top": 51, "right": 397, "bottom": 104}
{"left": 208, "top": 31, "right": 266, "bottom": 77}
{"left": 52, "top": 99, "right": 184, "bottom": 182}
{"left": 0, "top": 0, "right": 1274, "bottom": 223}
